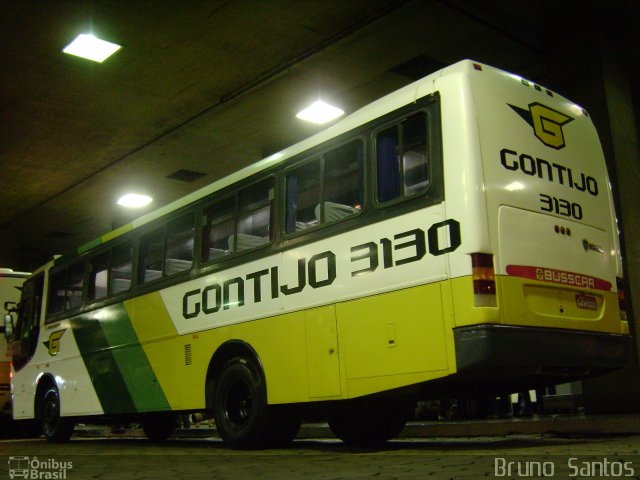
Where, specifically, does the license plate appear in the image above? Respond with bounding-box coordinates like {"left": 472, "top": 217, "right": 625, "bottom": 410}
{"left": 576, "top": 294, "right": 598, "bottom": 311}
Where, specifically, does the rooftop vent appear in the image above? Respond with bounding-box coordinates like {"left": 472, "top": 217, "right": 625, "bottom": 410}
{"left": 166, "top": 169, "right": 207, "bottom": 183}
{"left": 390, "top": 55, "right": 445, "bottom": 81}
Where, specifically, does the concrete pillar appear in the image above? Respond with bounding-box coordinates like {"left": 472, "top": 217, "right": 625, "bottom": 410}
{"left": 581, "top": 26, "right": 640, "bottom": 413}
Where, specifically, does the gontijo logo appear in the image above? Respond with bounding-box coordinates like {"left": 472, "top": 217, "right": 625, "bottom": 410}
{"left": 43, "top": 330, "right": 65, "bottom": 356}
{"left": 509, "top": 102, "right": 573, "bottom": 150}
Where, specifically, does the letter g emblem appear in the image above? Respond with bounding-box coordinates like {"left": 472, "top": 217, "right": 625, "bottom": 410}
{"left": 530, "top": 103, "right": 573, "bottom": 149}
{"left": 509, "top": 102, "right": 574, "bottom": 150}
{"left": 44, "top": 329, "right": 65, "bottom": 356}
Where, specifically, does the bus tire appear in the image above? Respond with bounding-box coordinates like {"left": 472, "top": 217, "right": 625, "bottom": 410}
{"left": 213, "top": 356, "right": 300, "bottom": 449}
{"left": 141, "top": 413, "right": 176, "bottom": 442}
{"left": 328, "top": 399, "right": 411, "bottom": 447}
{"left": 265, "top": 405, "right": 302, "bottom": 448}
{"left": 41, "top": 387, "right": 74, "bottom": 443}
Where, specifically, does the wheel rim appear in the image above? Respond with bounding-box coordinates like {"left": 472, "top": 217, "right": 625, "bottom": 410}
{"left": 43, "top": 392, "right": 59, "bottom": 436}
{"left": 224, "top": 380, "right": 252, "bottom": 428}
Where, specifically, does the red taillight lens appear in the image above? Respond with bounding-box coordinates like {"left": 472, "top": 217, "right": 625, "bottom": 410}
{"left": 472, "top": 253, "right": 496, "bottom": 306}
{"left": 616, "top": 277, "right": 627, "bottom": 321}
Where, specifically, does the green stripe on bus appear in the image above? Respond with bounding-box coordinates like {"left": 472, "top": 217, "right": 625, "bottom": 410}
{"left": 77, "top": 237, "right": 102, "bottom": 255}
{"left": 71, "top": 304, "right": 170, "bottom": 414}
{"left": 99, "top": 303, "right": 171, "bottom": 412}
{"left": 101, "top": 223, "right": 133, "bottom": 243}
{"left": 71, "top": 310, "right": 136, "bottom": 415}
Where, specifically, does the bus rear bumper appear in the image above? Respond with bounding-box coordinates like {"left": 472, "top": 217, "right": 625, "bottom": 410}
{"left": 454, "top": 324, "right": 631, "bottom": 373}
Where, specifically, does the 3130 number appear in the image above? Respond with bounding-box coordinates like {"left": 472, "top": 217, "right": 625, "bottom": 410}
{"left": 539, "top": 193, "right": 583, "bottom": 220}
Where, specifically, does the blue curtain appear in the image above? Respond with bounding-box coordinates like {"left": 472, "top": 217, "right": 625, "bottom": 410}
{"left": 377, "top": 129, "right": 400, "bottom": 202}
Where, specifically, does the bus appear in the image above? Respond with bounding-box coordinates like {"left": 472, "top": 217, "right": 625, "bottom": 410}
{"left": 4, "top": 60, "right": 630, "bottom": 448}
{"left": 0, "top": 269, "right": 29, "bottom": 426}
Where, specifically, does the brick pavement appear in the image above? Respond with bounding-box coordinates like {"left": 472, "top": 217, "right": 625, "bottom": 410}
{"left": 0, "top": 433, "right": 639, "bottom": 480}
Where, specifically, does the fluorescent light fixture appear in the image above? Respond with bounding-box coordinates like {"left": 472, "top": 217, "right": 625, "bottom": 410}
{"left": 63, "top": 34, "right": 121, "bottom": 63}
{"left": 117, "top": 193, "right": 152, "bottom": 208}
{"left": 296, "top": 100, "right": 344, "bottom": 124}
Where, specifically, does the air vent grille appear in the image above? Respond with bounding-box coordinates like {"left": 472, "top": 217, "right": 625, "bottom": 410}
{"left": 184, "top": 344, "right": 192, "bottom": 366}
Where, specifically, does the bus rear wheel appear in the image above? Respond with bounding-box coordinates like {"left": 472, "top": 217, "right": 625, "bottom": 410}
{"left": 212, "top": 356, "right": 300, "bottom": 449}
{"left": 328, "top": 399, "right": 412, "bottom": 447}
{"left": 41, "top": 387, "right": 74, "bottom": 443}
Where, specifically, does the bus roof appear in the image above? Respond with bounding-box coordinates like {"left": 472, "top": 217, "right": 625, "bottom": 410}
{"left": 51, "top": 61, "right": 457, "bottom": 267}
{"left": 54, "top": 59, "right": 547, "bottom": 267}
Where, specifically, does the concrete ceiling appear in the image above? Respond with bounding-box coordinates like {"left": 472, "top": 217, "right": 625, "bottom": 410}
{"left": 1, "top": 0, "right": 637, "bottom": 271}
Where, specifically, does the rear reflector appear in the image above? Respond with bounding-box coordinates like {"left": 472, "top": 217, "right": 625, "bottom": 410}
{"left": 616, "top": 277, "right": 627, "bottom": 321}
{"left": 472, "top": 253, "right": 496, "bottom": 307}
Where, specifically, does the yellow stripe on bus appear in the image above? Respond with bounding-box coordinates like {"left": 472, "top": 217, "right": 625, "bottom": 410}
{"left": 124, "top": 293, "right": 184, "bottom": 409}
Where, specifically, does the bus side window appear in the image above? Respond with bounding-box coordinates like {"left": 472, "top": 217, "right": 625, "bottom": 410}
{"left": 90, "top": 251, "right": 110, "bottom": 300}
{"left": 48, "top": 262, "right": 85, "bottom": 315}
{"left": 286, "top": 140, "right": 362, "bottom": 234}
{"left": 201, "top": 197, "right": 234, "bottom": 263}
{"left": 47, "top": 270, "right": 67, "bottom": 316}
{"left": 139, "top": 229, "right": 164, "bottom": 284}
{"left": 110, "top": 242, "right": 133, "bottom": 294}
{"left": 322, "top": 140, "right": 362, "bottom": 221}
{"left": 88, "top": 242, "right": 133, "bottom": 300}
{"left": 165, "top": 214, "right": 194, "bottom": 276}
{"left": 286, "top": 160, "right": 320, "bottom": 233}
{"left": 402, "top": 113, "right": 429, "bottom": 195}
{"left": 376, "top": 112, "right": 429, "bottom": 203}
{"left": 66, "top": 261, "right": 84, "bottom": 310}
{"left": 235, "top": 179, "right": 274, "bottom": 252}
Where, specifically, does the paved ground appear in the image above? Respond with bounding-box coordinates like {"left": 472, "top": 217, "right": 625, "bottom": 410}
{"left": 1, "top": 432, "right": 639, "bottom": 480}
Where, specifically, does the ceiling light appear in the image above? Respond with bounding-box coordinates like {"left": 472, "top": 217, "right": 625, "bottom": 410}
{"left": 63, "top": 34, "right": 121, "bottom": 63}
{"left": 117, "top": 194, "right": 152, "bottom": 208}
{"left": 296, "top": 100, "right": 344, "bottom": 124}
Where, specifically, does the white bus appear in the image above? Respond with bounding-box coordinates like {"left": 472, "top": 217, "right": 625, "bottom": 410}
{"left": 4, "top": 60, "right": 629, "bottom": 448}
{"left": 0, "top": 269, "right": 29, "bottom": 424}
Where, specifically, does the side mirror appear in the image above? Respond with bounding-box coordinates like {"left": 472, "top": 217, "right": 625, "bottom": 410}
{"left": 3, "top": 314, "right": 14, "bottom": 338}
{"left": 4, "top": 301, "right": 17, "bottom": 313}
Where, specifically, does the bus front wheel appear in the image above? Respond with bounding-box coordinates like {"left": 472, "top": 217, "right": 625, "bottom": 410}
{"left": 328, "top": 399, "right": 412, "bottom": 447}
{"left": 41, "top": 387, "right": 74, "bottom": 443}
{"left": 212, "top": 356, "right": 300, "bottom": 449}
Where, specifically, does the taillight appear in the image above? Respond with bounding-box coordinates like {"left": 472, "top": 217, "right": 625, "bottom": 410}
{"left": 616, "top": 277, "right": 627, "bottom": 321}
{"left": 472, "top": 253, "right": 496, "bottom": 307}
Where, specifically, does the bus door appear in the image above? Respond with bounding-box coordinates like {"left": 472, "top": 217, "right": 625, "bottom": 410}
{"left": 11, "top": 274, "right": 44, "bottom": 372}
